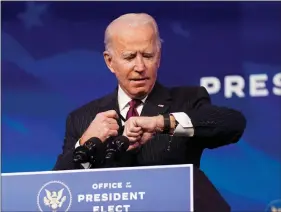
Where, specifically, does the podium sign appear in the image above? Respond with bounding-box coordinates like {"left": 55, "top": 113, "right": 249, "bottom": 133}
{"left": 2, "top": 164, "right": 193, "bottom": 212}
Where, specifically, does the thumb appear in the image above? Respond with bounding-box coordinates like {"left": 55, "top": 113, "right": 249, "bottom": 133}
{"left": 104, "top": 110, "right": 118, "bottom": 119}
{"left": 127, "top": 142, "right": 140, "bottom": 151}
{"left": 139, "top": 132, "right": 153, "bottom": 144}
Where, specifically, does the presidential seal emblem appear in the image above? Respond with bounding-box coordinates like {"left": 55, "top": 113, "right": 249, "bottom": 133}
{"left": 37, "top": 181, "right": 72, "bottom": 212}
{"left": 265, "top": 199, "right": 281, "bottom": 212}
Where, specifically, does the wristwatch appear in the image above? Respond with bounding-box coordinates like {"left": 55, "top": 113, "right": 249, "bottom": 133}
{"left": 162, "top": 114, "right": 171, "bottom": 134}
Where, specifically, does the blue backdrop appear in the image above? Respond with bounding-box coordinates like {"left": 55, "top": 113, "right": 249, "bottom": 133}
{"left": 1, "top": 1, "right": 281, "bottom": 211}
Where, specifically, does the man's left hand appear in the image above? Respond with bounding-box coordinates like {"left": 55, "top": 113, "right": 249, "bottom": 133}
{"left": 123, "top": 115, "right": 164, "bottom": 150}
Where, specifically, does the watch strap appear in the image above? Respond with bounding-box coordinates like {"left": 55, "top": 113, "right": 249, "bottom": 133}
{"left": 162, "top": 114, "right": 171, "bottom": 134}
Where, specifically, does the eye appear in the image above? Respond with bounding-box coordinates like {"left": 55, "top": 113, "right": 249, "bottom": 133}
{"left": 126, "top": 55, "right": 135, "bottom": 60}
{"left": 124, "top": 53, "right": 136, "bottom": 61}
{"left": 143, "top": 53, "right": 154, "bottom": 58}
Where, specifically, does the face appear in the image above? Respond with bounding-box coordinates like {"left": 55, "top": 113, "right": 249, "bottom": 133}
{"left": 103, "top": 24, "right": 161, "bottom": 99}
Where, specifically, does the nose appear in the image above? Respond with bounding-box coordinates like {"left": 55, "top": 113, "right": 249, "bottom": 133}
{"left": 134, "top": 55, "right": 146, "bottom": 73}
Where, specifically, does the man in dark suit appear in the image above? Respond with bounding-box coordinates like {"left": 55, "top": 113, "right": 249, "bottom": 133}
{"left": 53, "top": 13, "right": 246, "bottom": 171}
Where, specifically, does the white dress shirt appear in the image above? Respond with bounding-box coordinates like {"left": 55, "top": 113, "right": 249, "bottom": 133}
{"left": 76, "top": 86, "right": 194, "bottom": 168}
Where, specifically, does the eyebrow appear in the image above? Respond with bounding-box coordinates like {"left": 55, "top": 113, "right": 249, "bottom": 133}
{"left": 122, "top": 51, "right": 154, "bottom": 57}
{"left": 122, "top": 52, "right": 136, "bottom": 57}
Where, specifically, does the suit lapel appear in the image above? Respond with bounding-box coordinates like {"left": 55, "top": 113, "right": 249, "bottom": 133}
{"left": 97, "top": 82, "right": 172, "bottom": 125}
{"left": 97, "top": 88, "right": 122, "bottom": 127}
{"left": 141, "top": 82, "right": 172, "bottom": 117}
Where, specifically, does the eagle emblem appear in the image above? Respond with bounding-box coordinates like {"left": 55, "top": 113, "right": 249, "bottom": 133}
{"left": 43, "top": 188, "right": 66, "bottom": 212}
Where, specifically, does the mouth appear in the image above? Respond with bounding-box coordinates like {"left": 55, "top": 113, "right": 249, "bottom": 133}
{"left": 129, "top": 78, "right": 149, "bottom": 82}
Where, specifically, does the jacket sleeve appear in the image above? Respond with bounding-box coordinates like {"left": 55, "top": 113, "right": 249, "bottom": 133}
{"left": 187, "top": 86, "right": 247, "bottom": 149}
{"left": 53, "top": 114, "right": 82, "bottom": 170}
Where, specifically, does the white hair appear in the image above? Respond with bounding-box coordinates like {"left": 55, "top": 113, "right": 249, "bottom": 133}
{"left": 104, "top": 13, "right": 163, "bottom": 53}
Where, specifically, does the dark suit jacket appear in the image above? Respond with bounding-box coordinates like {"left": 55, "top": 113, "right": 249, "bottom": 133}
{"left": 53, "top": 82, "right": 246, "bottom": 170}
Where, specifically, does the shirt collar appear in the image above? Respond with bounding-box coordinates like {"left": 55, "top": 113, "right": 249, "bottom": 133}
{"left": 118, "top": 85, "right": 148, "bottom": 111}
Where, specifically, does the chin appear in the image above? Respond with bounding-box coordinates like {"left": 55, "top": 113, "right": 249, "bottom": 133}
{"left": 131, "top": 88, "right": 150, "bottom": 98}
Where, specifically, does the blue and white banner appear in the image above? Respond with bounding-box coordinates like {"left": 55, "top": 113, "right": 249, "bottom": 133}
{"left": 2, "top": 165, "right": 193, "bottom": 212}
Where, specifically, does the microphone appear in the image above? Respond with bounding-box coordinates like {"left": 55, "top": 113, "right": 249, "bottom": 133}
{"left": 73, "top": 137, "right": 105, "bottom": 167}
{"left": 104, "top": 135, "right": 130, "bottom": 167}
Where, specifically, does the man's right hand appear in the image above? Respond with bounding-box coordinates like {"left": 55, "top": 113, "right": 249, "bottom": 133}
{"left": 79, "top": 110, "right": 119, "bottom": 145}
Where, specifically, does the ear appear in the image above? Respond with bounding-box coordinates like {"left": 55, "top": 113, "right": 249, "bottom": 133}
{"left": 157, "top": 50, "right": 161, "bottom": 68}
{"left": 103, "top": 51, "right": 115, "bottom": 74}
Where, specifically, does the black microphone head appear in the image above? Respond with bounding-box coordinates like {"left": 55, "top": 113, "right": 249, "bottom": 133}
{"left": 115, "top": 136, "right": 130, "bottom": 152}
{"left": 73, "top": 146, "right": 89, "bottom": 163}
{"left": 86, "top": 137, "right": 103, "bottom": 151}
{"left": 73, "top": 137, "right": 104, "bottom": 164}
{"left": 103, "top": 135, "right": 130, "bottom": 168}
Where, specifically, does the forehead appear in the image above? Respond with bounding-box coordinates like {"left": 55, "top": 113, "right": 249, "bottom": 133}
{"left": 111, "top": 24, "right": 158, "bottom": 53}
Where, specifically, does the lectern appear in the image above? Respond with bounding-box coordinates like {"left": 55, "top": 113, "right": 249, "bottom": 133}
{"left": 2, "top": 164, "right": 230, "bottom": 211}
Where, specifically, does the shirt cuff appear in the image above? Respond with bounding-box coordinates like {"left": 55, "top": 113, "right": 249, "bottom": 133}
{"left": 170, "top": 112, "right": 194, "bottom": 137}
{"left": 75, "top": 140, "right": 91, "bottom": 169}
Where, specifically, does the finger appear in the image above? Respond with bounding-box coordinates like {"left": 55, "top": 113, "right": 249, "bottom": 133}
{"left": 108, "top": 123, "right": 119, "bottom": 130}
{"left": 106, "top": 118, "right": 118, "bottom": 124}
{"left": 126, "top": 136, "right": 141, "bottom": 143}
{"left": 127, "top": 126, "right": 142, "bottom": 133}
{"left": 126, "top": 131, "right": 142, "bottom": 138}
{"left": 103, "top": 110, "right": 119, "bottom": 119}
{"left": 108, "top": 130, "right": 118, "bottom": 137}
{"left": 127, "top": 125, "right": 142, "bottom": 134}
{"left": 139, "top": 132, "right": 153, "bottom": 144}
{"left": 127, "top": 142, "right": 140, "bottom": 151}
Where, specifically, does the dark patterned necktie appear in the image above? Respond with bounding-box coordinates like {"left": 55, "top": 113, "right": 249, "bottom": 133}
{"left": 126, "top": 99, "right": 142, "bottom": 120}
